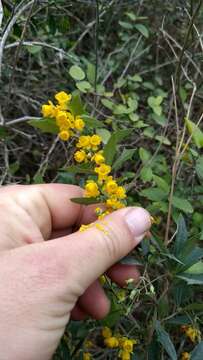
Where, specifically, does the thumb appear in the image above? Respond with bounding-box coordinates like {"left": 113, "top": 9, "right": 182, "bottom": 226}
{"left": 52, "top": 206, "right": 151, "bottom": 293}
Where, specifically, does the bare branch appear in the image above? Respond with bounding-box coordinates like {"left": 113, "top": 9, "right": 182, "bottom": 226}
{"left": 0, "top": 0, "right": 3, "bottom": 30}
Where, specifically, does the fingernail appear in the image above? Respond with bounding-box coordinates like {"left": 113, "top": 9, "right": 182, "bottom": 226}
{"left": 125, "top": 207, "right": 151, "bottom": 244}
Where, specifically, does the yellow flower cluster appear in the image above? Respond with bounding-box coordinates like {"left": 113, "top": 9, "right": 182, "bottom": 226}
{"left": 83, "top": 352, "right": 92, "bottom": 360}
{"left": 181, "top": 352, "right": 190, "bottom": 360}
{"left": 181, "top": 325, "right": 201, "bottom": 343}
{"left": 42, "top": 91, "right": 85, "bottom": 141}
{"left": 42, "top": 91, "right": 127, "bottom": 219}
{"left": 101, "top": 327, "right": 137, "bottom": 360}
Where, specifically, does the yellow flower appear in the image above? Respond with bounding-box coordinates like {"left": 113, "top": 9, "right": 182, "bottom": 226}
{"left": 75, "top": 117, "right": 85, "bottom": 131}
{"left": 85, "top": 180, "right": 100, "bottom": 198}
{"left": 90, "top": 134, "right": 102, "bottom": 148}
{"left": 59, "top": 130, "right": 70, "bottom": 141}
{"left": 106, "top": 198, "right": 125, "bottom": 210}
{"left": 117, "top": 289, "right": 126, "bottom": 302}
{"left": 55, "top": 91, "right": 72, "bottom": 108}
{"left": 122, "top": 339, "right": 134, "bottom": 353}
{"left": 92, "top": 152, "right": 105, "bottom": 165}
{"left": 56, "top": 111, "right": 73, "bottom": 129}
{"left": 99, "top": 275, "right": 106, "bottom": 286}
{"left": 102, "top": 327, "right": 112, "bottom": 339}
{"left": 77, "top": 135, "right": 91, "bottom": 149}
{"left": 83, "top": 352, "right": 92, "bottom": 360}
{"left": 181, "top": 353, "right": 190, "bottom": 360}
{"left": 42, "top": 101, "right": 57, "bottom": 118}
{"left": 84, "top": 340, "right": 94, "bottom": 349}
{"left": 104, "top": 336, "right": 119, "bottom": 348}
{"left": 74, "top": 150, "right": 86, "bottom": 163}
{"left": 105, "top": 179, "right": 118, "bottom": 194}
{"left": 116, "top": 186, "right": 127, "bottom": 199}
{"left": 118, "top": 350, "right": 131, "bottom": 360}
{"left": 95, "top": 164, "right": 111, "bottom": 181}
{"left": 181, "top": 325, "right": 201, "bottom": 343}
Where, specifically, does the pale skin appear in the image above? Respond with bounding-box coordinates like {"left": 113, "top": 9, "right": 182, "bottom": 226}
{"left": 0, "top": 184, "right": 151, "bottom": 360}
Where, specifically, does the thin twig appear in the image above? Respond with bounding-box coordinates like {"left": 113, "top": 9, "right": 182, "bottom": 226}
{"left": 0, "top": 0, "right": 35, "bottom": 81}
{"left": 0, "top": 0, "right": 3, "bottom": 30}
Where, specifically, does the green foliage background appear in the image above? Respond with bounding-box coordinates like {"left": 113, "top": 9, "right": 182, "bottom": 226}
{"left": 0, "top": 0, "right": 203, "bottom": 359}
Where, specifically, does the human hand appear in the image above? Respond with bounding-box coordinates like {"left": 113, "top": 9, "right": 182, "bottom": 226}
{"left": 0, "top": 184, "right": 151, "bottom": 360}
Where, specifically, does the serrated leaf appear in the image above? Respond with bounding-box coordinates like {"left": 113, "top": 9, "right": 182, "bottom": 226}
{"left": 28, "top": 118, "right": 59, "bottom": 134}
{"left": 173, "top": 215, "right": 188, "bottom": 256}
{"left": 71, "top": 197, "right": 101, "bottom": 205}
{"left": 185, "top": 117, "right": 203, "bottom": 149}
{"left": 191, "top": 341, "right": 203, "bottom": 360}
{"left": 69, "top": 65, "right": 85, "bottom": 81}
{"left": 135, "top": 23, "right": 149, "bottom": 38}
{"left": 172, "top": 196, "right": 193, "bottom": 214}
{"left": 155, "top": 321, "right": 177, "bottom": 360}
{"left": 113, "top": 148, "right": 136, "bottom": 171}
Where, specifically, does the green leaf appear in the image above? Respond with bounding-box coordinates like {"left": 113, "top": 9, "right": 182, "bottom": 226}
{"left": 155, "top": 321, "right": 177, "bottom": 360}
{"left": 183, "top": 303, "right": 203, "bottom": 312}
{"left": 140, "top": 187, "right": 167, "bottom": 201}
{"left": 179, "top": 247, "right": 203, "bottom": 273}
{"left": 186, "top": 261, "right": 203, "bottom": 274}
{"left": 172, "top": 196, "right": 193, "bottom": 214}
{"left": 26, "top": 45, "right": 42, "bottom": 54}
{"left": 153, "top": 175, "right": 170, "bottom": 193}
{"left": 176, "top": 273, "right": 203, "bottom": 285}
{"left": 28, "top": 118, "right": 59, "bottom": 134}
{"left": 140, "top": 167, "right": 153, "bottom": 182}
{"left": 196, "top": 156, "right": 203, "bottom": 180}
{"left": 129, "top": 74, "right": 142, "bottom": 82}
{"left": 81, "top": 115, "right": 104, "bottom": 128}
{"left": 103, "top": 129, "right": 133, "bottom": 165}
{"left": 96, "top": 128, "right": 111, "bottom": 144}
{"left": 71, "top": 197, "right": 101, "bottom": 205}
{"left": 69, "top": 92, "right": 84, "bottom": 116}
{"left": 113, "top": 149, "right": 136, "bottom": 171}
{"left": 62, "top": 163, "right": 94, "bottom": 175}
{"left": 101, "top": 98, "right": 114, "bottom": 110}
{"left": 155, "top": 135, "right": 171, "bottom": 145}
{"left": 139, "top": 147, "right": 151, "bottom": 163}
{"left": 191, "top": 342, "right": 203, "bottom": 360}
{"left": 185, "top": 117, "right": 203, "bottom": 149}
{"left": 76, "top": 81, "right": 92, "bottom": 93}
{"left": 173, "top": 215, "right": 188, "bottom": 256}
{"left": 86, "top": 62, "right": 96, "bottom": 85}
{"left": 69, "top": 65, "right": 85, "bottom": 81}
{"left": 135, "top": 23, "right": 149, "bottom": 38}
